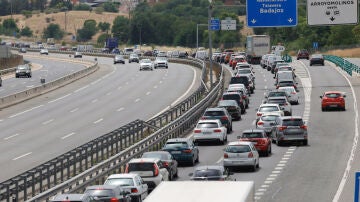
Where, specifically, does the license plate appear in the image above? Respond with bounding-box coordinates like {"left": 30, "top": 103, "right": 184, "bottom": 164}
{"left": 202, "top": 132, "right": 211, "bottom": 135}
{"left": 329, "top": 105, "right": 337, "bottom": 107}
{"left": 171, "top": 151, "right": 181, "bottom": 154}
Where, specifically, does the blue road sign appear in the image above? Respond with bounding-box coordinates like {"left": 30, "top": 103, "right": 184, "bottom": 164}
{"left": 246, "top": 0, "right": 297, "bottom": 27}
{"left": 355, "top": 172, "right": 360, "bottom": 202}
{"left": 313, "top": 42, "right": 319, "bottom": 49}
{"left": 210, "top": 18, "right": 220, "bottom": 31}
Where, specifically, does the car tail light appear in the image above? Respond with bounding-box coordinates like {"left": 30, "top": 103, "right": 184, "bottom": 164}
{"left": 279, "top": 126, "right": 287, "bottom": 131}
{"left": 248, "top": 152, "right": 254, "bottom": 158}
{"left": 224, "top": 153, "right": 229, "bottom": 158}
{"left": 153, "top": 164, "right": 159, "bottom": 176}
{"left": 291, "top": 92, "right": 296, "bottom": 94}
{"left": 110, "top": 198, "right": 119, "bottom": 202}
{"left": 131, "top": 188, "right": 139, "bottom": 193}
{"left": 221, "top": 116, "right": 228, "bottom": 121}
{"left": 300, "top": 125, "right": 307, "bottom": 130}
{"left": 125, "top": 164, "right": 129, "bottom": 173}
{"left": 257, "top": 113, "right": 262, "bottom": 117}
{"left": 257, "top": 121, "right": 264, "bottom": 126}
{"left": 214, "top": 129, "right": 222, "bottom": 133}
{"left": 242, "top": 95, "right": 246, "bottom": 99}
{"left": 276, "top": 85, "right": 279, "bottom": 89}
{"left": 162, "top": 161, "right": 169, "bottom": 167}
{"left": 194, "top": 129, "right": 201, "bottom": 133}
{"left": 201, "top": 117, "right": 206, "bottom": 120}
{"left": 183, "top": 149, "right": 192, "bottom": 153}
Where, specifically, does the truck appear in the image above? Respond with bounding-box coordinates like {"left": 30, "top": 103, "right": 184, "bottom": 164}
{"left": 76, "top": 44, "right": 94, "bottom": 52}
{"left": 246, "top": 35, "right": 270, "bottom": 64}
{"left": 105, "top": 37, "right": 119, "bottom": 52}
{"left": 143, "top": 181, "right": 255, "bottom": 202}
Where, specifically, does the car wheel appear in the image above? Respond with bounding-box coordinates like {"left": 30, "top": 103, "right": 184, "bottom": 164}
{"left": 168, "top": 170, "right": 173, "bottom": 181}
{"left": 190, "top": 157, "right": 195, "bottom": 166}
{"left": 269, "top": 144, "right": 272, "bottom": 154}
{"left": 114, "top": 62, "right": 116, "bottom": 64}
{"left": 174, "top": 167, "right": 178, "bottom": 178}
{"left": 251, "top": 163, "right": 256, "bottom": 172}
{"left": 129, "top": 61, "right": 131, "bottom": 63}
{"left": 276, "top": 139, "right": 282, "bottom": 146}
{"left": 220, "top": 139, "right": 224, "bottom": 145}
{"left": 322, "top": 107, "right": 325, "bottom": 111}
{"left": 303, "top": 140, "right": 308, "bottom": 146}
{"left": 265, "top": 148, "right": 269, "bottom": 157}
{"left": 195, "top": 153, "right": 199, "bottom": 163}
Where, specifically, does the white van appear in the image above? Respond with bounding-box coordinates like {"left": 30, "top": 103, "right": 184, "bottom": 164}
{"left": 195, "top": 50, "right": 208, "bottom": 60}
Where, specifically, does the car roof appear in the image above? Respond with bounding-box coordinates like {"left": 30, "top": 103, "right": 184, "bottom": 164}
{"left": 166, "top": 138, "right": 189, "bottom": 142}
{"left": 128, "top": 158, "right": 159, "bottom": 163}
{"left": 143, "top": 151, "right": 171, "bottom": 155}
{"left": 107, "top": 173, "right": 139, "bottom": 179}
{"left": 268, "top": 96, "right": 288, "bottom": 100}
{"left": 86, "top": 184, "right": 119, "bottom": 190}
{"left": 197, "top": 119, "right": 221, "bottom": 123}
{"left": 52, "top": 194, "right": 87, "bottom": 200}
{"left": 324, "top": 91, "right": 343, "bottom": 94}
{"left": 242, "top": 129, "right": 265, "bottom": 133}
{"left": 223, "top": 91, "right": 241, "bottom": 95}
{"left": 206, "top": 107, "right": 226, "bottom": 111}
{"left": 260, "top": 113, "right": 282, "bottom": 117}
{"left": 227, "top": 141, "right": 253, "bottom": 146}
{"left": 259, "top": 103, "right": 280, "bottom": 107}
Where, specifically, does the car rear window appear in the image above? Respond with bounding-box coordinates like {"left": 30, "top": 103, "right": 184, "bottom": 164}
{"left": 282, "top": 119, "right": 304, "bottom": 126}
{"left": 230, "top": 77, "right": 249, "bottom": 85}
{"left": 267, "top": 99, "right": 286, "bottom": 104}
{"left": 193, "top": 169, "right": 222, "bottom": 178}
{"left": 128, "top": 162, "right": 154, "bottom": 172}
{"left": 268, "top": 92, "right": 287, "bottom": 97}
{"left": 163, "top": 142, "right": 188, "bottom": 149}
{"left": 225, "top": 145, "right": 251, "bottom": 153}
{"left": 237, "top": 69, "right": 251, "bottom": 74}
{"left": 325, "top": 93, "right": 341, "bottom": 98}
{"left": 204, "top": 110, "right": 225, "bottom": 116}
{"left": 261, "top": 115, "right": 278, "bottom": 121}
{"left": 197, "top": 123, "right": 219, "bottom": 128}
{"left": 142, "top": 152, "right": 169, "bottom": 160}
{"left": 259, "top": 106, "right": 279, "bottom": 112}
{"left": 242, "top": 133, "right": 264, "bottom": 138}
{"left": 222, "top": 94, "right": 240, "bottom": 100}
{"left": 105, "top": 178, "right": 134, "bottom": 186}
{"left": 85, "top": 189, "right": 115, "bottom": 197}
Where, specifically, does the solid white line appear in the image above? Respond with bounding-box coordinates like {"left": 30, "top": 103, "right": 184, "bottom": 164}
{"left": 93, "top": 118, "right": 103, "bottom": 124}
{"left": 159, "top": 81, "right": 163, "bottom": 84}
{"left": 9, "top": 105, "right": 44, "bottom": 118}
{"left": 135, "top": 98, "right": 140, "bottom": 103}
{"left": 117, "top": 107, "right": 124, "bottom": 112}
{"left": 26, "top": 85, "right": 34, "bottom": 88}
{"left": 146, "top": 92, "right": 151, "bottom": 95}
{"left": 13, "top": 152, "right": 32, "bottom": 161}
{"left": 70, "top": 108, "right": 79, "bottom": 113}
{"left": 117, "top": 86, "right": 123, "bottom": 90}
{"left": 92, "top": 99, "right": 98, "bottom": 103}
{"left": 48, "top": 93, "right": 71, "bottom": 103}
{"left": 154, "top": 85, "right": 158, "bottom": 89}
{"left": 4, "top": 133, "right": 19, "bottom": 140}
{"left": 74, "top": 85, "right": 89, "bottom": 93}
{"left": 126, "top": 82, "right": 129, "bottom": 85}
{"left": 61, "top": 132, "right": 75, "bottom": 140}
{"left": 216, "top": 157, "right": 223, "bottom": 164}
{"left": 261, "top": 185, "right": 270, "bottom": 188}
{"left": 91, "top": 79, "right": 101, "bottom": 85}
{"left": 272, "top": 170, "right": 281, "bottom": 174}
{"left": 42, "top": 119, "right": 54, "bottom": 125}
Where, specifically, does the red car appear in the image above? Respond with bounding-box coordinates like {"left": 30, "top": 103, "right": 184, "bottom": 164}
{"left": 320, "top": 91, "right": 346, "bottom": 111}
{"left": 296, "top": 49, "right": 309, "bottom": 60}
{"left": 238, "top": 129, "right": 271, "bottom": 156}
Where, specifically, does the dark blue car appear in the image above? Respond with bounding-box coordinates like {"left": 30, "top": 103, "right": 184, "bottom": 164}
{"left": 162, "top": 138, "right": 199, "bottom": 166}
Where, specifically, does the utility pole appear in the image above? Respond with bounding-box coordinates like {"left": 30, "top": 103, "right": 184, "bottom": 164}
{"left": 208, "top": 2, "right": 213, "bottom": 88}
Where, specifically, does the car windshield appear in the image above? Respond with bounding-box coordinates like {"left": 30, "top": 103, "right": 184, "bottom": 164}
{"left": 237, "top": 69, "right": 252, "bottom": 74}
{"left": 142, "top": 59, "right": 151, "bottom": 63}
{"left": 280, "top": 87, "right": 295, "bottom": 94}
{"left": 267, "top": 99, "right": 286, "bottom": 104}
{"left": 105, "top": 178, "right": 134, "bottom": 186}
{"left": 230, "top": 77, "right": 248, "bottom": 84}
{"left": 282, "top": 119, "right": 304, "bottom": 126}
{"left": 17, "top": 66, "right": 28, "bottom": 70}
{"left": 218, "top": 100, "right": 237, "bottom": 107}
{"left": 128, "top": 162, "right": 154, "bottom": 171}
{"left": 196, "top": 123, "right": 219, "bottom": 128}
{"left": 85, "top": 189, "right": 114, "bottom": 197}
{"left": 242, "top": 133, "right": 264, "bottom": 138}
{"left": 268, "top": 92, "right": 286, "bottom": 97}
{"left": 261, "top": 115, "right": 279, "bottom": 121}
{"left": 259, "top": 106, "right": 279, "bottom": 112}
{"left": 325, "top": 93, "right": 341, "bottom": 98}
{"left": 204, "top": 110, "right": 225, "bottom": 116}
{"left": 279, "top": 81, "right": 294, "bottom": 86}
{"left": 225, "top": 145, "right": 251, "bottom": 153}
{"left": 222, "top": 94, "right": 240, "bottom": 101}
{"left": 142, "top": 152, "right": 169, "bottom": 160}
{"left": 130, "top": 54, "right": 137, "bottom": 57}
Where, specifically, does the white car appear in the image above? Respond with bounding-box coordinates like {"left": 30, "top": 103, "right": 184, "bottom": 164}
{"left": 256, "top": 103, "right": 284, "bottom": 121}
{"left": 40, "top": 49, "right": 49, "bottom": 55}
{"left": 228, "top": 84, "right": 249, "bottom": 95}
{"left": 125, "top": 158, "right": 169, "bottom": 191}
{"left": 193, "top": 119, "right": 227, "bottom": 144}
{"left": 154, "top": 57, "right": 168, "bottom": 69}
{"left": 265, "top": 96, "right": 292, "bottom": 116}
{"left": 223, "top": 141, "right": 259, "bottom": 171}
{"left": 104, "top": 173, "right": 148, "bottom": 202}
{"left": 139, "top": 59, "right": 153, "bottom": 71}
{"left": 256, "top": 113, "right": 282, "bottom": 134}
{"left": 157, "top": 51, "right": 167, "bottom": 57}
{"left": 279, "top": 86, "right": 299, "bottom": 105}
{"left": 235, "top": 68, "right": 255, "bottom": 81}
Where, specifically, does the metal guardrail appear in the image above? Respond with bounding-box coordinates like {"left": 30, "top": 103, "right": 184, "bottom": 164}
{"left": 0, "top": 57, "right": 223, "bottom": 202}
{"left": 324, "top": 55, "right": 360, "bottom": 76}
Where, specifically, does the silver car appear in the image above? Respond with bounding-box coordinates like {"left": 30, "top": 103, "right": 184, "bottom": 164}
{"left": 114, "top": 54, "right": 125, "bottom": 64}
{"left": 271, "top": 116, "right": 308, "bottom": 146}
{"left": 223, "top": 141, "right": 259, "bottom": 172}
{"left": 139, "top": 59, "right": 153, "bottom": 71}
{"left": 279, "top": 86, "right": 299, "bottom": 105}
{"left": 265, "top": 96, "right": 292, "bottom": 116}
{"left": 154, "top": 57, "right": 168, "bottom": 69}
{"left": 256, "top": 113, "right": 282, "bottom": 134}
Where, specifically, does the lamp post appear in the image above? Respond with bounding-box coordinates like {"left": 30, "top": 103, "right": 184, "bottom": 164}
{"left": 208, "top": 2, "right": 213, "bottom": 89}
{"left": 196, "top": 24, "right": 207, "bottom": 50}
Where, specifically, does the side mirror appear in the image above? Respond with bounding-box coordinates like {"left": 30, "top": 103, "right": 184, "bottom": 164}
{"left": 188, "top": 173, "right": 194, "bottom": 177}
{"left": 320, "top": 96, "right": 323, "bottom": 99}
{"left": 343, "top": 95, "right": 346, "bottom": 98}
{"left": 237, "top": 135, "right": 241, "bottom": 139}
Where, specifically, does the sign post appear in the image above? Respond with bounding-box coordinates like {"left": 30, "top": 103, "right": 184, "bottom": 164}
{"left": 307, "top": 0, "right": 358, "bottom": 25}
{"left": 246, "top": 0, "right": 297, "bottom": 27}
{"left": 355, "top": 172, "right": 360, "bottom": 202}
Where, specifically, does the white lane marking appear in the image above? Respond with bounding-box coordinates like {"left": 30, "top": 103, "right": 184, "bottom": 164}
{"left": 9, "top": 105, "right": 44, "bottom": 118}
{"left": 135, "top": 98, "right": 140, "bottom": 103}
{"left": 13, "top": 152, "right": 32, "bottom": 161}
{"left": 264, "top": 79, "right": 267, "bottom": 82}
{"left": 106, "top": 92, "right": 112, "bottom": 96}
{"left": 117, "top": 107, "right": 124, "bottom": 112}
{"left": 93, "top": 118, "right": 103, "bottom": 124}
{"left": 74, "top": 85, "right": 89, "bottom": 93}
{"left": 159, "top": 81, "right": 163, "bottom": 84}
{"left": 48, "top": 93, "right": 71, "bottom": 103}
{"left": 102, "top": 75, "right": 110, "bottom": 79}
{"left": 146, "top": 92, "right": 151, "bottom": 95}
{"left": 154, "top": 85, "right": 158, "bottom": 89}
{"left": 42, "top": 119, "right": 54, "bottom": 125}
{"left": 61, "top": 132, "right": 75, "bottom": 140}
{"left": 333, "top": 62, "right": 359, "bottom": 202}
{"left": 4, "top": 133, "right": 20, "bottom": 140}
{"left": 0, "top": 89, "right": 4, "bottom": 92}
{"left": 118, "top": 86, "right": 122, "bottom": 90}
{"left": 126, "top": 82, "right": 129, "bottom": 85}
{"left": 0, "top": 119, "right": 3, "bottom": 122}
{"left": 265, "top": 85, "right": 268, "bottom": 90}
{"left": 70, "top": 108, "right": 79, "bottom": 113}
{"left": 26, "top": 85, "right": 34, "bottom": 88}
{"left": 92, "top": 99, "right": 98, "bottom": 103}
{"left": 216, "top": 157, "right": 223, "bottom": 164}
{"left": 270, "top": 174, "right": 278, "bottom": 177}
{"left": 252, "top": 120, "right": 256, "bottom": 126}
{"left": 91, "top": 79, "right": 101, "bottom": 85}
{"left": 261, "top": 185, "right": 270, "bottom": 188}
{"left": 150, "top": 67, "right": 197, "bottom": 119}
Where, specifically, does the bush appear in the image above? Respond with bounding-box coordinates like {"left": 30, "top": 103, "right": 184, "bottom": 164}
{"left": 74, "top": 3, "right": 91, "bottom": 11}
{"left": 21, "top": 10, "right": 32, "bottom": 18}
{"left": 95, "top": 7, "right": 104, "bottom": 14}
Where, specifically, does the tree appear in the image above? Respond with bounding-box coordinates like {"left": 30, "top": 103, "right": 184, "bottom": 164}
{"left": 77, "top": 19, "right": 97, "bottom": 42}
{"left": 112, "top": 16, "right": 130, "bottom": 43}
{"left": 98, "top": 22, "right": 110, "bottom": 32}
{"left": 97, "top": 33, "right": 111, "bottom": 45}
{"left": 102, "top": 2, "right": 119, "bottom": 13}
{"left": 2, "top": 18, "right": 19, "bottom": 36}
{"left": 43, "top": 23, "right": 64, "bottom": 39}
{"left": 20, "top": 26, "right": 33, "bottom": 37}
{"left": 73, "top": 3, "right": 91, "bottom": 11}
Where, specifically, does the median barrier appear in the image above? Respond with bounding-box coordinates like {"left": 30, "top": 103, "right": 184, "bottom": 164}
{"left": 324, "top": 55, "right": 360, "bottom": 76}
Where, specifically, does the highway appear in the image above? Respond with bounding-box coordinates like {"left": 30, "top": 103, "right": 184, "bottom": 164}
{"left": 174, "top": 59, "right": 359, "bottom": 201}
{"left": 0, "top": 55, "right": 201, "bottom": 182}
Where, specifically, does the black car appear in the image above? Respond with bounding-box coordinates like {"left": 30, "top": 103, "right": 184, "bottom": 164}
{"left": 190, "top": 165, "right": 233, "bottom": 181}
{"left": 84, "top": 185, "right": 131, "bottom": 202}
{"left": 217, "top": 100, "right": 242, "bottom": 121}
{"left": 310, "top": 54, "right": 325, "bottom": 66}
{"left": 15, "top": 64, "right": 32, "bottom": 78}
{"left": 229, "top": 76, "right": 252, "bottom": 93}
{"left": 141, "top": 151, "right": 178, "bottom": 181}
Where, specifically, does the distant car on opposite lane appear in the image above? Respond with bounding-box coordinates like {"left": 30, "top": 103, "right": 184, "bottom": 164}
{"left": 129, "top": 53, "right": 139, "bottom": 63}
{"left": 154, "top": 57, "right": 168, "bottom": 69}
{"left": 74, "top": 51, "right": 82, "bottom": 58}
{"left": 139, "top": 59, "right": 153, "bottom": 71}
{"left": 310, "top": 54, "right": 325, "bottom": 66}
{"left": 114, "top": 55, "right": 125, "bottom": 64}
{"left": 15, "top": 64, "right": 32, "bottom": 78}
{"left": 40, "top": 48, "right": 49, "bottom": 55}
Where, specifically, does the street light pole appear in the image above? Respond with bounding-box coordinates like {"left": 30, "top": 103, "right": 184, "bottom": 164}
{"left": 208, "top": 3, "right": 213, "bottom": 88}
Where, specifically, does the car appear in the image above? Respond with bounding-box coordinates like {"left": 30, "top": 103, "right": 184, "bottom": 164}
{"left": 189, "top": 165, "right": 233, "bottom": 181}
{"left": 256, "top": 113, "right": 282, "bottom": 135}
{"left": 0, "top": 76, "right": 2, "bottom": 87}
{"left": 271, "top": 116, "right": 308, "bottom": 146}
{"left": 235, "top": 68, "right": 255, "bottom": 82}
{"left": 50, "top": 193, "right": 95, "bottom": 202}
{"left": 162, "top": 138, "right": 199, "bottom": 166}
{"left": 179, "top": 51, "right": 188, "bottom": 58}
{"left": 275, "top": 79, "right": 298, "bottom": 91}
{"left": 274, "top": 70, "right": 295, "bottom": 83}
{"left": 270, "top": 59, "right": 285, "bottom": 74}
{"left": 19, "top": 48, "right": 26, "bottom": 53}
{"left": 256, "top": 103, "right": 284, "bottom": 121}
{"left": 139, "top": 59, "right": 153, "bottom": 71}
{"left": 320, "top": 91, "right": 346, "bottom": 111}
{"left": 223, "top": 141, "right": 259, "bottom": 172}
{"left": 84, "top": 185, "right": 131, "bottom": 202}
{"left": 15, "top": 64, "right": 32, "bottom": 78}
{"left": 221, "top": 91, "right": 246, "bottom": 114}
{"left": 201, "top": 107, "right": 233, "bottom": 132}
{"left": 273, "top": 62, "right": 290, "bottom": 74}
{"left": 129, "top": 53, "right": 139, "bottom": 63}
{"left": 60, "top": 46, "right": 68, "bottom": 51}
{"left": 74, "top": 51, "right": 82, "bottom": 58}
{"left": 143, "top": 50, "right": 153, "bottom": 56}
{"left": 125, "top": 158, "right": 169, "bottom": 191}
{"left": 297, "top": 49, "right": 310, "bottom": 60}
{"left": 153, "top": 57, "right": 168, "bottom": 69}
{"left": 310, "top": 54, "right": 325, "bottom": 66}
{"left": 265, "top": 89, "right": 290, "bottom": 102}
{"left": 217, "top": 100, "right": 242, "bottom": 120}
{"left": 238, "top": 129, "right": 272, "bottom": 156}
{"left": 157, "top": 51, "right": 167, "bottom": 57}
{"left": 114, "top": 55, "right": 125, "bottom": 64}
{"left": 226, "top": 85, "right": 250, "bottom": 107}
{"left": 40, "top": 48, "right": 49, "bottom": 55}
{"left": 267, "top": 55, "right": 282, "bottom": 71}
{"left": 260, "top": 54, "right": 274, "bottom": 68}
{"left": 231, "top": 55, "right": 247, "bottom": 70}
{"left": 229, "top": 76, "right": 253, "bottom": 94}
{"left": 141, "top": 151, "right": 178, "bottom": 181}
{"left": 279, "top": 86, "right": 299, "bottom": 105}
{"left": 265, "top": 96, "right": 292, "bottom": 116}
{"left": 124, "top": 47, "right": 134, "bottom": 55}
{"left": 193, "top": 119, "right": 227, "bottom": 144}
{"left": 104, "top": 173, "right": 149, "bottom": 202}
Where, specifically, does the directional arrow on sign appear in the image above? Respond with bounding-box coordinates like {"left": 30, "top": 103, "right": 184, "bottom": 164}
{"left": 330, "top": 17, "right": 335, "bottom": 21}
{"left": 288, "top": 18, "right": 293, "bottom": 23}
{"left": 251, "top": 19, "right": 256, "bottom": 24}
